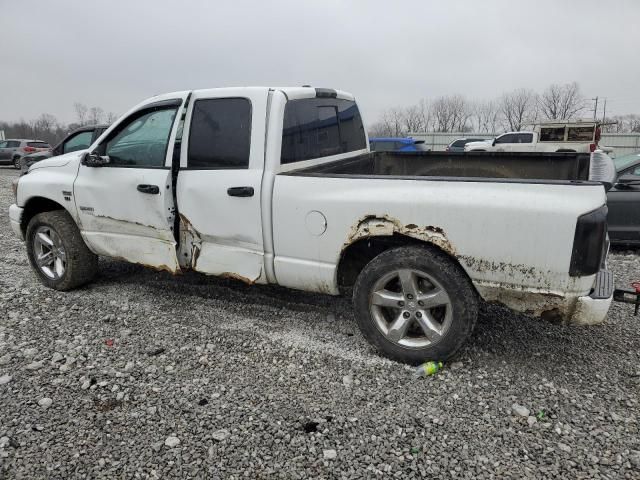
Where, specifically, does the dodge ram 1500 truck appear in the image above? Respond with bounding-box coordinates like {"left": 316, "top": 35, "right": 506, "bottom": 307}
{"left": 9, "top": 87, "right": 614, "bottom": 363}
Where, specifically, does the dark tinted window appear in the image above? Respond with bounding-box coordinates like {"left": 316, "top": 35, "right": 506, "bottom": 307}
{"left": 540, "top": 127, "right": 565, "bottom": 142}
{"left": 517, "top": 133, "right": 533, "bottom": 143}
{"left": 188, "top": 98, "right": 251, "bottom": 169}
{"left": 281, "top": 98, "right": 366, "bottom": 164}
{"left": 567, "top": 126, "right": 594, "bottom": 141}
{"left": 451, "top": 140, "right": 466, "bottom": 147}
{"left": 495, "top": 134, "right": 516, "bottom": 144}
{"left": 28, "top": 141, "right": 50, "bottom": 148}
{"left": 7, "top": 141, "right": 20, "bottom": 148}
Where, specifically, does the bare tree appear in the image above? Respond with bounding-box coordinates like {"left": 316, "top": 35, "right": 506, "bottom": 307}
{"left": 431, "top": 95, "right": 471, "bottom": 132}
{"left": 472, "top": 100, "right": 501, "bottom": 133}
{"left": 88, "top": 107, "right": 104, "bottom": 125}
{"left": 74, "top": 102, "right": 88, "bottom": 126}
{"left": 105, "top": 112, "right": 119, "bottom": 124}
{"left": 499, "top": 89, "right": 538, "bottom": 131}
{"left": 602, "top": 114, "right": 640, "bottom": 133}
{"left": 538, "top": 82, "right": 586, "bottom": 120}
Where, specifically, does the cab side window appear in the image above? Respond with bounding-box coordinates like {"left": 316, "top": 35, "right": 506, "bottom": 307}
{"left": 103, "top": 107, "right": 178, "bottom": 167}
{"left": 187, "top": 98, "right": 252, "bottom": 169}
{"left": 63, "top": 131, "right": 94, "bottom": 154}
{"left": 495, "top": 134, "right": 515, "bottom": 144}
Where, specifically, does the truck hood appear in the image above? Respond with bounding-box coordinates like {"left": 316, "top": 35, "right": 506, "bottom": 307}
{"left": 28, "top": 150, "right": 85, "bottom": 172}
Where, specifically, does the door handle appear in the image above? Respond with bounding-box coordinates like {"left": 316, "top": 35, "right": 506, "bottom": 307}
{"left": 227, "top": 186, "right": 254, "bottom": 197}
{"left": 137, "top": 184, "right": 160, "bottom": 195}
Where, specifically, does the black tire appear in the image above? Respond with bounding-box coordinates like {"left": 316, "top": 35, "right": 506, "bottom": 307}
{"left": 26, "top": 210, "right": 98, "bottom": 291}
{"left": 353, "top": 245, "right": 478, "bottom": 364}
{"left": 13, "top": 156, "right": 21, "bottom": 169}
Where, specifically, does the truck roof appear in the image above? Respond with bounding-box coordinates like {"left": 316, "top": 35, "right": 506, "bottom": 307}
{"left": 145, "top": 86, "right": 355, "bottom": 104}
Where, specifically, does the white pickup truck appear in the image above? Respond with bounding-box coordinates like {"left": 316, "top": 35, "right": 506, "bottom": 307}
{"left": 465, "top": 121, "right": 608, "bottom": 154}
{"left": 9, "top": 87, "right": 613, "bottom": 363}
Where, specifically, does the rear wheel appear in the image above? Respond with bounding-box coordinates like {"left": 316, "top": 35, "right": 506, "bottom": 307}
{"left": 353, "top": 245, "right": 478, "bottom": 364}
{"left": 26, "top": 210, "right": 98, "bottom": 290}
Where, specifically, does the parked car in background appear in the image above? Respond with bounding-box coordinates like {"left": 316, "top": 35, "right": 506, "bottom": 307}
{"left": 465, "top": 120, "right": 611, "bottom": 154}
{"left": 369, "top": 137, "right": 430, "bottom": 152}
{"left": 607, "top": 151, "right": 640, "bottom": 246}
{"left": 446, "top": 138, "right": 490, "bottom": 152}
{"left": 0, "top": 139, "right": 51, "bottom": 169}
{"left": 10, "top": 86, "right": 613, "bottom": 363}
{"left": 21, "top": 125, "right": 109, "bottom": 171}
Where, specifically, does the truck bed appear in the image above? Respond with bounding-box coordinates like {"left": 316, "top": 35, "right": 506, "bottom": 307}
{"left": 287, "top": 151, "right": 592, "bottom": 183}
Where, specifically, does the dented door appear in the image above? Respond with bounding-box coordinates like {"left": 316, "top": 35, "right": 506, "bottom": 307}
{"left": 73, "top": 96, "right": 188, "bottom": 272}
{"left": 176, "top": 88, "right": 269, "bottom": 283}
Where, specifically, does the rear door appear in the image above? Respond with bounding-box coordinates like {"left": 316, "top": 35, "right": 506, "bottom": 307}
{"left": 176, "top": 88, "right": 269, "bottom": 283}
{"left": 73, "top": 95, "right": 188, "bottom": 272}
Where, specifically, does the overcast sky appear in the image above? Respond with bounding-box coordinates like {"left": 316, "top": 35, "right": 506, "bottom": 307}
{"left": 1, "top": 0, "right": 638, "bottom": 125}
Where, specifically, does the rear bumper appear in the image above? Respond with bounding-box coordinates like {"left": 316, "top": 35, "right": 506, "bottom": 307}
{"left": 9, "top": 204, "right": 24, "bottom": 240}
{"left": 569, "top": 270, "right": 614, "bottom": 325}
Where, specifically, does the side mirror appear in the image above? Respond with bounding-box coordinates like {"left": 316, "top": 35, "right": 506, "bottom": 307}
{"left": 82, "top": 151, "right": 110, "bottom": 167}
{"left": 615, "top": 173, "right": 640, "bottom": 188}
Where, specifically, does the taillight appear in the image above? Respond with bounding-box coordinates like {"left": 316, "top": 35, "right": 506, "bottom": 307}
{"left": 23, "top": 146, "right": 36, "bottom": 153}
{"left": 589, "top": 143, "right": 596, "bottom": 152}
{"left": 569, "top": 205, "right": 607, "bottom": 277}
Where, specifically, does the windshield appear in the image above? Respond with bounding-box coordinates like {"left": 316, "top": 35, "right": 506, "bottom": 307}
{"left": 613, "top": 152, "right": 640, "bottom": 172}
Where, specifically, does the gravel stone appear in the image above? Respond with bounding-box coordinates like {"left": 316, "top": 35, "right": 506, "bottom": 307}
{"left": 0, "top": 375, "right": 12, "bottom": 386}
{"left": 164, "top": 436, "right": 180, "bottom": 448}
{"left": 0, "top": 169, "right": 638, "bottom": 478}
{"left": 25, "top": 361, "right": 43, "bottom": 371}
{"left": 211, "top": 429, "right": 230, "bottom": 442}
{"left": 511, "top": 404, "right": 530, "bottom": 417}
{"left": 38, "top": 398, "right": 52, "bottom": 409}
{"left": 323, "top": 449, "right": 337, "bottom": 460}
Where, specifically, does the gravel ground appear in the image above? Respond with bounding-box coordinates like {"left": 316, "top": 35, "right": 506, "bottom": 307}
{"left": 0, "top": 166, "right": 639, "bottom": 479}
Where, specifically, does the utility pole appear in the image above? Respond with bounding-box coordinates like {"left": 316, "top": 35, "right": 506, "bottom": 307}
{"left": 601, "top": 98, "right": 607, "bottom": 124}
{"left": 592, "top": 97, "right": 599, "bottom": 120}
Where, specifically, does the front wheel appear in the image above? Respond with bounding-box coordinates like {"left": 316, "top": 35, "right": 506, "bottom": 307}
{"left": 26, "top": 210, "right": 98, "bottom": 290}
{"left": 353, "top": 245, "right": 478, "bottom": 364}
{"left": 13, "top": 157, "right": 21, "bottom": 169}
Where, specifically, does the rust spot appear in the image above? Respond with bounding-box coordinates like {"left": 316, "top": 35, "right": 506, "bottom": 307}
{"left": 344, "top": 214, "right": 456, "bottom": 256}
{"left": 220, "top": 272, "right": 256, "bottom": 285}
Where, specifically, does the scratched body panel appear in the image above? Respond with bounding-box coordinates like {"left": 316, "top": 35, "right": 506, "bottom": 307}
{"left": 272, "top": 174, "right": 606, "bottom": 321}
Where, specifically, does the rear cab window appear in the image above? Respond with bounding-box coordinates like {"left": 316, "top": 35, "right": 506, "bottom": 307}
{"left": 281, "top": 97, "right": 366, "bottom": 164}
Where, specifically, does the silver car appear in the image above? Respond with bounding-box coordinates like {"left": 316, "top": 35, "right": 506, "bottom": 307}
{"left": 0, "top": 139, "right": 51, "bottom": 169}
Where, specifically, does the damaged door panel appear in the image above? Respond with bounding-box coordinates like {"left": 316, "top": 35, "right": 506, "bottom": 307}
{"left": 174, "top": 88, "right": 269, "bottom": 283}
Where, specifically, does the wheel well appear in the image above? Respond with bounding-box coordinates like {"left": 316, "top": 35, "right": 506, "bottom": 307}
{"left": 337, "top": 234, "right": 468, "bottom": 293}
{"left": 21, "top": 197, "right": 65, "bottom": 235}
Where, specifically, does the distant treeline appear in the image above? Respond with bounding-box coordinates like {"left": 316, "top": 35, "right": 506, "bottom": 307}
{"left": 0, "top": 103, "right": 117, "bottom": 145}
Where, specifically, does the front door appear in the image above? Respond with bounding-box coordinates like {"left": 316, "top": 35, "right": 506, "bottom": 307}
{"left": 73, "top": 96, "right": 187, "bottom": 272}
{"left": 176, "top": 88, "right": 269, "bottom": 283}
